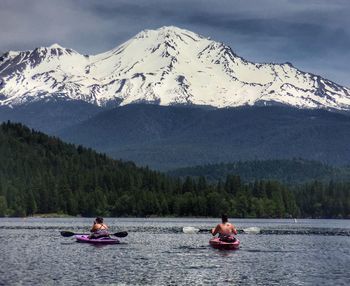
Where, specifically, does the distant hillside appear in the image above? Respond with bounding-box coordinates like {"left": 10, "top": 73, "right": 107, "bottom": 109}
{"left": 168, "top": 159, "right": 350, "bottom": 184}
{"left": 0, "top": 99, "right": 102, "bottom": 134}
{"left": 58, "top": 104, "right": 350, "bottom": 169}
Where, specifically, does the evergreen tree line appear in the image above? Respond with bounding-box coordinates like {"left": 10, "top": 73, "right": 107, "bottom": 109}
{"left": 295, "top": 181, "right": 350, "bottom": 218}
{"left": 0, "top": 121, "right": 349, "bottom": 218}
{"left": 168, "top": 159, "right": 350, "bottom": 185}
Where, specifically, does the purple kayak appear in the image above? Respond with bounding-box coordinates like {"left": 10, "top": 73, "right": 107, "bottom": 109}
{"left": 75, "top": 234, "right": 120, "bottom": 244}
{"left": 209, "top": 237, "right": 240, "bottom": 250}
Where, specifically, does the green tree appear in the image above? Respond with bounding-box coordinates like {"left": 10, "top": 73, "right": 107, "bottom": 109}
{"left": 0, "top": 196, "right": 7, "bottom": 217}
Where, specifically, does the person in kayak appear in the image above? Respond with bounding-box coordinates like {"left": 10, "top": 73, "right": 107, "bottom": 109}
{"left": 211, "top": 214, "right": 237, "bottom": 242}
{"left": 90, "top": 217, "right": 109, "bottom": 238}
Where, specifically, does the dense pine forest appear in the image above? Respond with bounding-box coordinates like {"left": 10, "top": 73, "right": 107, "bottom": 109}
{"left": 0, "top": 122, "right": 349, "bottom": 218}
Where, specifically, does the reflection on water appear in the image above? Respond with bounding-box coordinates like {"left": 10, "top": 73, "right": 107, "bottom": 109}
{"left": 0, "top": 218, "right": 349, "bottom": 285}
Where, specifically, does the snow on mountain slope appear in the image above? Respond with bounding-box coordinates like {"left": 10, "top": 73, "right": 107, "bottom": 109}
{"left": 0, "top": 26, "right": 349, "bottom": 109}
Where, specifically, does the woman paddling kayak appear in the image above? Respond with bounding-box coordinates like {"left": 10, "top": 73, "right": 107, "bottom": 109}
{"left": 90, "top": 217, "right": 109, "bottom": 238}
{"left": 60, "top": 218, "right": 127, "bottom": 244}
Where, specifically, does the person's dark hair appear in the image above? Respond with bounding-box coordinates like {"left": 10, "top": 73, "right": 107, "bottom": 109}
{"left": 95, "top": 217, "right": 103, "bottom": 224}
{"left": 221, "top": 214, "right": 228, "bottom": 223}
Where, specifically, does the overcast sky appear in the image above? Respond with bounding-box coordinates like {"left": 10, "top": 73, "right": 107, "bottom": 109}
{"left": 0, "top": 0, "right": 349, "bottom": 86}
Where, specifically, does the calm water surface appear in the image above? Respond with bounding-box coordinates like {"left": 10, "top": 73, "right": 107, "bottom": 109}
{"left": 0, "top": 218, "right": 349, "bottom": 286}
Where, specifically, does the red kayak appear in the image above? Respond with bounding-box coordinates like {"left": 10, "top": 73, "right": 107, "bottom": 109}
{"left": 209, "top": 237, "right": 240, "bottom": 250}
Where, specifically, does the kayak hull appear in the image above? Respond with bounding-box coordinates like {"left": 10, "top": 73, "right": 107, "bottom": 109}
{"left": 75, "top": 235, "right": 120, "bottom": 244}
{"left": 209, "top": 237, "right": 240, "bottom": 250}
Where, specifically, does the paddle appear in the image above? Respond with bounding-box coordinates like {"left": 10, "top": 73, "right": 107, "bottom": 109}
{"left": 60, "top": 230, "right": 128, "bottom": 238}
{"left": 182, "top": 226, "right": 210, "bottom": 234}
{"left": 182, "top": 226, "right": 261, "bottom": 234}
{"left": 242, "top": 226, "right": 260, "bottom": 234}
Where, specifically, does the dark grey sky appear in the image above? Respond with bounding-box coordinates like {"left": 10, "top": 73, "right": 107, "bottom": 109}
{"left": 1, "top": 0, "right": 349, "bottom": 86}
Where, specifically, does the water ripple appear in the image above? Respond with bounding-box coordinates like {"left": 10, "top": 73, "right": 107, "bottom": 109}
{"left": 1, "top": 218, "right": 349, "bottom": 286}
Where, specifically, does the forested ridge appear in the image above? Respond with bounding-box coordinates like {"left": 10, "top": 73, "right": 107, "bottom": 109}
{"left": 168, "top": 160, "right": 350, "bottom": 184}
{"left": 0, "top": 122, "right": 349, "bottom": 218}
{"left": 58, "top": 104, "right": 350, "bottom": 169}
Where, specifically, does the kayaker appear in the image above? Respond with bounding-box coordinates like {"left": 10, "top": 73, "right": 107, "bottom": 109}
{"left": 211, "top": 214, "right": 237, "bottom": 242}
{"left": 90, "top": 217, "right": 109, "bottom": 238}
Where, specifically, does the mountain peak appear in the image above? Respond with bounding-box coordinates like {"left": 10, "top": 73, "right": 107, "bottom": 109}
{"left": 134, "top": 26, "right": 205, "bottom": 43}
{"left": 47, "top": 43, "right": 64, "bottom": 49}
{"left": 157, "top": 25, "right": 202, "bottom": 37}
{"left": 0, "top": 26, "right": 349, "bottom": 110}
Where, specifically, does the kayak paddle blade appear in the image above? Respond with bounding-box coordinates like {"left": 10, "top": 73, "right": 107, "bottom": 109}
{"left": 183, "top": 227, "right": 200, "bottom": 234}
{"left": 243, "top": 227, "right": 261, "bottom": 234}
{"left": 60, "top": 231, "right": 75, "bottom": 237}
{"left": 113, "top": 231, "right": 128, "bottom": 238}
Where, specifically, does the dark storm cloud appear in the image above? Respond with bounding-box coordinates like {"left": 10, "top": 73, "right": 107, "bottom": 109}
{"left": 0, "top": 0, "right": 349, "bottom": 86}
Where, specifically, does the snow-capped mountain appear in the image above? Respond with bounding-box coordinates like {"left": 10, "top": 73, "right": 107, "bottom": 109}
{"left": 0, "top": 26, "right": 349, "bottom": 110}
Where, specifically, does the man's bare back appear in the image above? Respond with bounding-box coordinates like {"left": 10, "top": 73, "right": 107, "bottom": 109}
{"left": 211, "top": 214, "right": 237, "bottom": 236}
{"left": 211, "top": 222, "right": 237, "bottom": 236}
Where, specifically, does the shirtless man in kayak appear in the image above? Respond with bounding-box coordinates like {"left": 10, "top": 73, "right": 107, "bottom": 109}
{"left": 211, "top": 214, "right": 237, "bottom": 241}
{"left": 90, "top": 217, "right": 109, "bottom": 238}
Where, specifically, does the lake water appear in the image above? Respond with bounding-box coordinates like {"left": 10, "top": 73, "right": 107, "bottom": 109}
{"left": 0, "top": 218, "right": 349, "bottom": 286}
